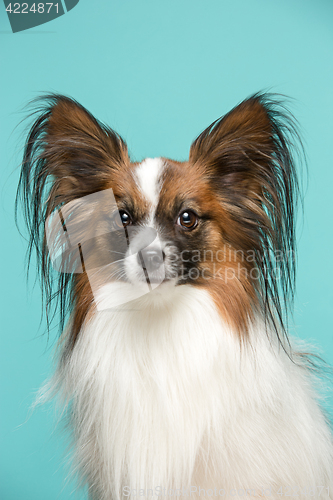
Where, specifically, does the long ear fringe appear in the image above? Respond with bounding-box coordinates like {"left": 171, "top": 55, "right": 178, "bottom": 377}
{"left": 191, "top": 92, "right": 306, "bottom": 347}
{"left": 254, "top": 94, "right": 304, "bottom": 345}
{"left": 15, "top": 94, "right": 128, "bottom": 335}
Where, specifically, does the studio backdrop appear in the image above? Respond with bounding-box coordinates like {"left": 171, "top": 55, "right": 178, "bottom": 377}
{"left": 0, "top": 1, "right": 332, "bottom": 499}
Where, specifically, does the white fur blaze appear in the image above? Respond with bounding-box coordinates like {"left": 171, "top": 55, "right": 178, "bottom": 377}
{"left": 135, "top": 157, "right": 165, "bottom": 218}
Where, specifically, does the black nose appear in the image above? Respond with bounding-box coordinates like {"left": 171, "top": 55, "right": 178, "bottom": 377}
{"left": 137, "top": 247, "right": 165, "bottom": 272}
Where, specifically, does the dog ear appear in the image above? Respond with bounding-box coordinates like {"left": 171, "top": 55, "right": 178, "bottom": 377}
{"left": 20, "top": 94, "right": 128, "bottom": 215}
{"left": 16, "top": 94, "right": 128, "bottom": 332}
{"left": 190, "top": 93, "right": 295, "bottom": 200}
{"left": 189, "top": 93, "right": 303, "bottom": 338}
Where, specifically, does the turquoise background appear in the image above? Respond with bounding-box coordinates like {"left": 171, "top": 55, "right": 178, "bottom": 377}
{"left": 1, "top": 0, "right": 333, "bottom": 498}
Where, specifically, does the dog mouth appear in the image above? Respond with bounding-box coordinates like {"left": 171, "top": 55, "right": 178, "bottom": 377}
{"left": 139, "top": 268, "right": 170, "bottom": 285}
{"left": 134, "top": 262, "right": 178, "bottom": 286}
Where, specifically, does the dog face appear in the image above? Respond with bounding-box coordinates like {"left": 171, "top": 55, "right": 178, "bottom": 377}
{"left": 113, "top": 157, "right": 227, "bottom": 289}
{"left": 17, "top": 93, "right": 300, "bottom": 347}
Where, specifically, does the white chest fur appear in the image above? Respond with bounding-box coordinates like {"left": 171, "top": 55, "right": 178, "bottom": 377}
{"left": 53, "top": 286, "right": 333, "bottom": 500}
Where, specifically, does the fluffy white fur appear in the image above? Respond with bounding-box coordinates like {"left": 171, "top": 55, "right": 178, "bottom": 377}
{"left": 48, "top": 285, "right": 333, "bottom": 500}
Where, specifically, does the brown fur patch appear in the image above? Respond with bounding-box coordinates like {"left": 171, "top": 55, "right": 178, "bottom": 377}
{"left": 157, "top": 159, "right": 258, "bottom": 335}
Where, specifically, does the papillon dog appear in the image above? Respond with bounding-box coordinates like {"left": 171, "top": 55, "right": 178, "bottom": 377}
{"left": 17, "top": 93, "right": 333, "bottom": 499}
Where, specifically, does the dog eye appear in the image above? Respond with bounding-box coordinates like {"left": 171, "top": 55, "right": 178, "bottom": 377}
{"left": 177, "top": 210, "right": 198, "bottom": 230}
{"left": 115, "top": 210, "right": 132, "bottom": 228}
